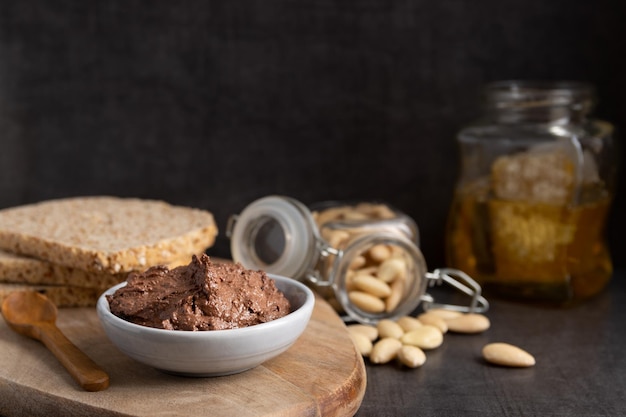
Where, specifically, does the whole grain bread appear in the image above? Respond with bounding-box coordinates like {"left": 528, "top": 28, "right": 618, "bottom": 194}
{"left": 0, "top": 249, "right": 195, "bottom": 288}
{"left": 0, "top": 196, "right": 218, "bottom": 274}
{"left": 0, "top": 283, "right": 108, "bottom": 308}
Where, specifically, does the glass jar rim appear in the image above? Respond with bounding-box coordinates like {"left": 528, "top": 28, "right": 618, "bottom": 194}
{"left": 228, "top": 195, "right": 321, "bottom": 280}
{"left": 484, "top": 80, "right": 595, "bottom": 110}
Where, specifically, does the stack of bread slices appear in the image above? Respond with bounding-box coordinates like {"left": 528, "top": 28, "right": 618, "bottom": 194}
{"left": 0, "top": 196, "right": 218, "bottom": 307}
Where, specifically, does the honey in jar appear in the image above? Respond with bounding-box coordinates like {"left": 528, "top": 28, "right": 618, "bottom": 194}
{"left": 446, "top": 81, "right": 616, "bottom": 304}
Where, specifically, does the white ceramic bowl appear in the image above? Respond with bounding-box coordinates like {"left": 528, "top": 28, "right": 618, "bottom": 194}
{"left": 97, "top": 274, "right": 315, "bottom": 377}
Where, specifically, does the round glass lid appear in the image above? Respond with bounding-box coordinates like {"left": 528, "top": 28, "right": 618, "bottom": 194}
{"left": 228, "top": 196, "right": 319, "bottom": 280}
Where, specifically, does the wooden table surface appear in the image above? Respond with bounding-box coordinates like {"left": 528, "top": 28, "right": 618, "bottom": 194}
{"left": 354, "top": 268, "right": 626, "bottom": 417}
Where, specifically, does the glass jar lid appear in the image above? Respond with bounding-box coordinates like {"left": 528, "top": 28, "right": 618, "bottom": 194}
{"left": 227, "top": 195, "right": 321, "bottom": 280}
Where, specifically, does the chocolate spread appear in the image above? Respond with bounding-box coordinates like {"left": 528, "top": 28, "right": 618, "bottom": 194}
{"left": 106, "top": 254, "right": 291, "bottom": 331}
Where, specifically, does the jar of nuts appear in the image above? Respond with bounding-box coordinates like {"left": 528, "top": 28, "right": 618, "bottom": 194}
{"left": 228, "top": 196, "right": 488, "bottom": 324}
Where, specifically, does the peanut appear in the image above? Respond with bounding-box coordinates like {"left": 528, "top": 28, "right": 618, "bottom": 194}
{"left": 397, "top": 345, "right": 426, "bottom": 368}
{"left": 348, "top": 291, "right": 386, "bottom": 313}
{"left": 377, "top": 319, "right": 405, "bottom": 339}
{"left": 482, "top": 343, "right": 535, "bottom": 367}
{"left": 370, "top": 337, "right": 402, "bottom": 364}
{"left": 446, "top": 313, "right": 491, "bottom": 334}
{"left": 401, "top": 325, "right": 444, "bottom": 350}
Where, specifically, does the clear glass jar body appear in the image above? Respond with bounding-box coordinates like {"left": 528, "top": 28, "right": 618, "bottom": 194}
{"left": 446, "top": 81, "right": 616, "bottom": 304}
{"left": 308, "top": 201, "right": 427, "bottom": 324}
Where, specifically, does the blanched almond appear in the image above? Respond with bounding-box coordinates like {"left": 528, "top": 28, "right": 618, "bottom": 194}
{"left": 349, "top": 291, "right": 386, "bottom": 313}
{"left": 369, "top": 244, "right": 392, "bottom": 262}
{"left": 426, "top": 308, "right": 463, "bottom": 320}
{"left": 354, "top": 266, "right": 379, "bottom": 277}
{"left": 482, "top": 343, "right": 535, "bottom": 367}
{"left": 397, "top": 345, "right": 426, "bottom": 368}
{"left": 418, "top": 312, "right": 448, "bottom": 333}
{"left": 396, "top": 315, "right": 423, "bottom": 332}
{"left": 377, "top": 258, "right": 406, "bottom": 283}
{"left": 400, "top": 325, "right": 444, "bottom": 350}
{"left": 446, "top": 313, "right": 491, "bottom": 334}
{"left": 348, "top": 332, "right": 373, "bottom": 357}
{"left": 377, "top": 319, "right": 404, "bottom": 339}
{"left": 347, "top": 324, "right": 378, "bottom": 342}
{"left": 384, "top": 278, "right": 405, "bottom": 312}
{"left": 353, "top": 274, "right": 392, "bottom": 298}
{"left": 370, "top": 337, "right": 403, "bottom": 364}
{"left": 326, "top": 229, "right": 350, "bottom": 248}
{"left": 349, "top": 255, "right": 367, "bottom": 270}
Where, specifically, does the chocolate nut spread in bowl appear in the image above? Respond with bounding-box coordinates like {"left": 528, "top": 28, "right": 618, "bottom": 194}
{"left": 97, "top": 255, "right": 315, "bottom": 377}
{"left": 106, "top": 255, "right": 291, "bottom": 331}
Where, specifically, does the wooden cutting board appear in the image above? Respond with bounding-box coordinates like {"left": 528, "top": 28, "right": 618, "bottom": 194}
{"left": 0, "top": 293, "right": 366, "bottom": 417}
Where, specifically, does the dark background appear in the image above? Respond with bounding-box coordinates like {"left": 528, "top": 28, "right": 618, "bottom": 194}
{"left": 1, "top": 0, "right": 624, "bottom": 270}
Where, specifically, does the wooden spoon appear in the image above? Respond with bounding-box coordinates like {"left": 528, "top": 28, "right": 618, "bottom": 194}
{"left": 1, "top": 291, "right": 110, "bottom": 391}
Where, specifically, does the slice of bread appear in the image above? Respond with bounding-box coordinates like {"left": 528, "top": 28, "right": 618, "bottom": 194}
{"left": 0, "top": 249, "right": 195, "bottom": 288}
{"left": 0, "top": 196, "right": 218, "bottom": 274}
{"left": 0, "top": 283, "right": 108, "bottom": 308}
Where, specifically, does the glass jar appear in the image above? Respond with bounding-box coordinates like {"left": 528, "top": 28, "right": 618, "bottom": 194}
{"left": 446, "top": 81, "right": 617, "bottom": 304}
{"left": 228, "top": 196, "right": 488, "bottom": 324}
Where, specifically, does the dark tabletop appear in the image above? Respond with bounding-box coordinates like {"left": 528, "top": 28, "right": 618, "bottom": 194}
{"left": 354, "top": 269, "right": 626, "bottom": 417}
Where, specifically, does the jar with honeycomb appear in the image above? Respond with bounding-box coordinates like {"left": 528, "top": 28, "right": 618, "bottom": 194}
{"left": 446, "top": 81, "right": 617, "bottom": 304}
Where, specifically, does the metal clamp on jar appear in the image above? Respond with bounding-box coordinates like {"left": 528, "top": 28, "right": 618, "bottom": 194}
{"left": 227, "top": 196, "right": 488, "bottom": 324}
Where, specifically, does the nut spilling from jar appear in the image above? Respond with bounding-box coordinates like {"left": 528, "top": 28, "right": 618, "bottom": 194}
{"left": 347, "top": 308, "right": 534, "bottom": 369}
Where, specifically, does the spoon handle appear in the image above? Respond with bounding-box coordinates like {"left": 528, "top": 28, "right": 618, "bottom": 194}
{"left": 38, "top": 323, "right": 110, "bottom": 392}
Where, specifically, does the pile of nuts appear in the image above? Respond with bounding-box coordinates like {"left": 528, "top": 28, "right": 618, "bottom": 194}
{"left": 347, "top": 309, "right": 535, "bottom": 368}
{"left": 346, "top": 252, "right": 411, "bottom": 314}
{"left": 312, "top": 203, "right": 417, "bottom": 314}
